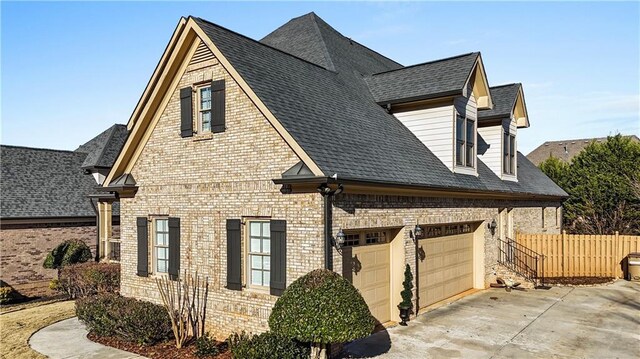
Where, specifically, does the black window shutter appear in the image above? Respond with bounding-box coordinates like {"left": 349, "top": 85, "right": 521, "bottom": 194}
{"left": 211, "top": 80, "right": 225, "bottom": 133}
{"left": 168, "top": 217, "right": 180, "bottom": 280}
{"left": 270, "top": 220, "right": 286, "bottom": 296}
{"left": 136, "top": 217, "right": 149, "bottom": 277}
{"left": 342, "top": 246, "right": 353, "bottom": 283}
{"left": 226, "top": 219, "right": 242, "bottom": 290}
{"left": 180, "top": 87, "right": 193, "bottom": 137}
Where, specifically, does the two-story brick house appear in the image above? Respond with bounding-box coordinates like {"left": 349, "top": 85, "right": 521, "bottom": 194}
{"left": 98, "top": 13, "right": 566, "bottom": 337}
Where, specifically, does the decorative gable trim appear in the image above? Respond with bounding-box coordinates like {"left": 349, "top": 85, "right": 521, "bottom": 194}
{"left": 104, "top": 17, "right": 324, "bottom": 186}
{"left": 513, "top": 86, "right": 530, "bottom": 128}
{"left": 463, "top": 55, "right": 493, "bottom": 110}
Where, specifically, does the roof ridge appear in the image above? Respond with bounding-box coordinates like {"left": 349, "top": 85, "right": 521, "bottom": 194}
{"left": 490, "top": 83, "right": 521, "bottom": 89}
{"left": 0, "top": 144, "right": 80, "bottom": 154}
{"left": 307, "top": 13, "right": 336, "bottom": 71}
{"left": 369, "top": 52, "right": 479, "bottom": 76}
{"left": 309, "top": 13, "right": 403, "bottom": 69}
{"left": 193, "top": 16, "right": 337, "bottom": 73}
{"left": 83, "top": 125, "right": 117, "bottom": 169}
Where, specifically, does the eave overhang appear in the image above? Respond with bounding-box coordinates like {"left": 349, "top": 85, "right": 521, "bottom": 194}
{"left": 272, "top": 176, "right": 568, "bottom": 201}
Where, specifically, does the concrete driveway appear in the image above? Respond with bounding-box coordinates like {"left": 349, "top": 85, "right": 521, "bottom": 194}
{"left": 344, "top": 280, "right": 639, "bottom": 358}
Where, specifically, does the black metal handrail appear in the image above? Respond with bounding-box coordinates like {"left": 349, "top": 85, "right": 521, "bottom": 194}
{"left": 497, "top": 237, "right": 544, "bottom": 286}
{"left": 108, "top": 240, "right": 121, "bottom": 262}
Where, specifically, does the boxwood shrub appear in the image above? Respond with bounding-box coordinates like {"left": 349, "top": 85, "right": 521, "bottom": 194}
{"left": 268, "top": 269, "right": 375, "bottom": 345}
{"left": 76, "top": 294, "right": 171, "bottom": 345}
{"left": 43, "top": 240, "right": 92, "bottom": 269}
{"left": 227, "top": 331, "right": 309, "bottom": 359}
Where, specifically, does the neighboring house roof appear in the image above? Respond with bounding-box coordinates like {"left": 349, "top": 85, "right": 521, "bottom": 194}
{"left": 76, "top": 124, "right": 128, "bottom": 170}
{"left": 526, "top": 135, "right": 640, "bottom": 166}
{"left": 364, "top": 52, "right": 479, "bottom": 104}
{"left": 0, "top": 146, "right": 97, "bottom": 219}
{"left": 478, "top": 83, "right": 520, "bottom": 121}
{"left": 192, "top": 14, "right": 566, "bottom": 198}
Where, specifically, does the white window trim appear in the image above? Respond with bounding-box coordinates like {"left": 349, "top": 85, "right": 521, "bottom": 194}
{"left": 244, "top": 219, "right": 271, "bottom": 292}
{"left": 151, "top": 217, "right": 169, "bottom": 276}
{"left": 195, "top": 84, "right": 212, "bottom": 134}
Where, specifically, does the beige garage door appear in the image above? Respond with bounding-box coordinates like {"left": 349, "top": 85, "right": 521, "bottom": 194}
{"left": 418, "top": 225, "right": 474, "bottom": 309}
{"left": 351, "top": 243, "right": 391, "bottom": 323}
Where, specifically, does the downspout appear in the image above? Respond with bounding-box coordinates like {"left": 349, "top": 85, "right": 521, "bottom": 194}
{"left": 414, "top": 234, "right": 420, "bottom": 313}
{"left": 324, "top": 194, "right": 334, "bottom": 270}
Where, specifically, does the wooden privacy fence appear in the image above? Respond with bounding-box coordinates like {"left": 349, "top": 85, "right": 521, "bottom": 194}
{"left": 516, "top": 231, "right": 640, "bottom": 278}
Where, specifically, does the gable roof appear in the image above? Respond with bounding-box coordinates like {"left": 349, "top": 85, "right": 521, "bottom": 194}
{"left": 364, "top": 52, "right": 480, "bottom": 105}
{"left": 1, "top": 146, "right": 97, "bottom": 219}
{"left": 107, "top": 14, "right": 565, "bottom": 200}
{"left": 192, "top": 16, "right": 563, "bottom": 198}
{"left": 527, "top": 135, "right": 640, "bottom": 166}
{"left": 76, "top": 124, "right": 128, "bottom": 170}
{"left": 478, "top": 83, "right": 520, "bottom": 120}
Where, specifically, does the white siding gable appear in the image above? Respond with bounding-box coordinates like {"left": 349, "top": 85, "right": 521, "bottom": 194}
{"left": 393, "top": 104, "right": 455, "bottom": 171}
{"left": 477, "top": 117, "right": 518, "bottom": 182}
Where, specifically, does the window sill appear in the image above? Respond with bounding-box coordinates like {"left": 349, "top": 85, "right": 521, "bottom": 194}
{"left": 192, "top": 132, "right": 214, "bottom": 142}
{"left": 453, "top": 166, "right": 478, "bottom": 176}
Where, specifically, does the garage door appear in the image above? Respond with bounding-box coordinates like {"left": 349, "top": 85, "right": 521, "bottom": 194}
{"left": 418, "top": 223, "right": 474, "bottom": 308}
{"left": 351, "top": 243, "right": 390, "bottom": 323}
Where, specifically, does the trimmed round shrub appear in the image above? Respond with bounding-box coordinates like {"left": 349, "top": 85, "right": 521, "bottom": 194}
{"left": 0, "top": 280, "right": 22, "bottom": 304}
{"left": 227, "top": 331, "right": 309, "bottom": 359}
{"left": 76, "top": 294, "right": 172, "bottom": 345}
{"left": 43, "top": 240, "right": 92, "bottom": 269}
{"left": 58, "top": 262, "right": 120, "bottom": 298}
{"left": 269, "top": 269, "right": 375, "bottom": 345}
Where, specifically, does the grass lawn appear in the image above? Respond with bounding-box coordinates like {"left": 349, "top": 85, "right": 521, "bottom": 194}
{"left": 0, "top": 300, "right": 75, "bottom": 359}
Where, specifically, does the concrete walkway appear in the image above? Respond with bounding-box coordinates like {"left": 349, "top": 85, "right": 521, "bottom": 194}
{"left": 30, "top": 317, "right": 145, "bottom": 359}
{"left": 344, "top": 280, "right": 640, "bottom": 358}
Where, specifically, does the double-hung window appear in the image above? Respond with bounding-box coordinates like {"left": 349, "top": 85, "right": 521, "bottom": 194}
{"left": 248, "top": 221, "right": 270, "bottom": 288}
{"left": 503, "top": 131, "right": 516, "bottom": 175}
{"left": 154, "top": 219, "right": 169, "bottom": 274}
{"left": 198, "top": 86, "right": 212, "bottom": 133}
{"left": 456, "top": 115, "right": 475, "bottom": 168}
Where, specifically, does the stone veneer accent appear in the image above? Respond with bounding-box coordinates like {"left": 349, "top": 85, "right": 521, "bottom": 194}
{"left": 118, "top": 40, "right": 563, "bottom": 339}
{"left": 0, "top": 223, "right": 99, "bottom": 297}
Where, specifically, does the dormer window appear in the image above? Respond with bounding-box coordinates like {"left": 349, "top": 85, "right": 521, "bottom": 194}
{"left": 456, "top": 115, "right": 475, "bottom": 168}
{"left": 503, "top": 131, "right": 516, "bottom": 175}
{"left": 197, "top": 85, "right": 212, "bottom": 133}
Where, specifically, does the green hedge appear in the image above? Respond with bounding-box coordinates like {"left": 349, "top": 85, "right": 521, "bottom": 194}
{"left": 269, "top": 269, "right": 375, "bottom": 345}
{"left": 43, "top": 240, "right": 92, "bottom": 269}
{"left": 227, "top": 331, "right": 309, "bottom": 359}
{"left": 76, "top": 294, "right": 172, "bottom": 345}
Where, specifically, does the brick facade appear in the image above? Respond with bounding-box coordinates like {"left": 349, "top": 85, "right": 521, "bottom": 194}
{"left": 0, "top": 223, "right": 100, "bottom": 297}
{"left": 117, "top": 40, "right": 562, "bottom": 339}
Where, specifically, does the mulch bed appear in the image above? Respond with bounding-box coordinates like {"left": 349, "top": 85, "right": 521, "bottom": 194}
{"left": 543, "top": 276, "right": 614, "bottom": 286}
{"left": 87, "top": 332, "right": 231, "bottom": 359}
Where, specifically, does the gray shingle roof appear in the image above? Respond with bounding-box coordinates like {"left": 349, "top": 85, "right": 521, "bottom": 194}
{"left": 478, "top": 83, "right": 520, "bottom": 120}
{"left": 1, "top": 146, "right": 97, "bottom": 218}
{"left": 76, "top": 124, "right": 128, "bottom": 169}
{"left": 193, "top": 14, "right": 566, "bottom": 198}
{"left": 364, "top": 53, "right": 479, "bottom": 104}
{"left": 261, "top": 12, "right": 402, "bottom": 74}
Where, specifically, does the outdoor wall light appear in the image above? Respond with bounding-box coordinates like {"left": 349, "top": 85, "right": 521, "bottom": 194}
{"left": 333, "top": 228, "right": 346, "bottom": 250}
{"left": 488, "top": 219, "right": 497, "bottom": 236}
{"left": 414, "top": 223, "right": 424, "bottom": 239}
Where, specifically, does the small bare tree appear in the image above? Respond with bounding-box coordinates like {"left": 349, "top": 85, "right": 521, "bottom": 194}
{"left": 156, "top": 271, "right": 209, "bottom": 348}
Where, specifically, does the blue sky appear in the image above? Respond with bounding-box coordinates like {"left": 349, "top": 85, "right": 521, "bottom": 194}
{"left": 2, "top": 1, "right": 638, "bottom": 154}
